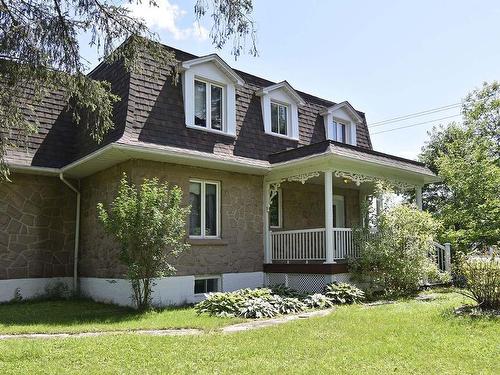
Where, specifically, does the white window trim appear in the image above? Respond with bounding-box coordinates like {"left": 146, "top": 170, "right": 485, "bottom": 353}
{"left": 192, "top": 78, "right": 226, "bottom": 133}
{"left": 194, "top": 275, "right": 222, "bottom": 295}
{"left": 189, "top": 179, "right": 221, "bottom": 239}
{"left": 181, "top": 60, "right": 238, "bottom": 137}
{"left": 270, "top": 101, "right": 291, "bottom": 138}
{"left": 269, "top": 188, "right": 282, "bottom": 229}
{"left": 258, "top": 91, "right": 300, "bottom": 141}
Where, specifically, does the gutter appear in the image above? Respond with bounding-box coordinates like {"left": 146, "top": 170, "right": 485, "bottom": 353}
{"left": 59, "top": 173, "right": 81, "bottom": 294}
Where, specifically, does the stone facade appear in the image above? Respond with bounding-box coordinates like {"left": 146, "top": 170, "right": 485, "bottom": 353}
{"left": 78, "top": 160, "right": 264, "bottom": 278}
{"left": 281, "top": 182, "right": 360, "bottom": 230}
{"left": 0, "top": 174, "right": 76, "bottom": 279}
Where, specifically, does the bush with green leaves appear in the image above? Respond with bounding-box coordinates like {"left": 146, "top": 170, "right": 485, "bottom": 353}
{"left": 323, "top": 282, "right": 365, "bottom": 304}
{"left": 97, "top": 174, "right": 190, "bottom": 310}
{"left": 195, "top": 288, "right": 307, "bottom": 318}
{"left": 194, "top": 292, "right": 244, "bottom": 317}
{"left": 304, "top": 293, "right": 335, "bottom": 309}
{"left": 270, "top": 284, "right": 305, "bottom": 299}
{"left": 457, "top": 252, "right": 500, "bottom": 310}
{"left": 239, "top": 298, "right": 278, "bottom": 318}
{"left": 350, "top": 204, "right": 443, "bottom": 297}
{"left": 272, "top": 296, "right": 307, "bottom": 314}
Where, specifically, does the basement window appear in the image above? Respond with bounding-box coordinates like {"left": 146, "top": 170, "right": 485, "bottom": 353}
{"left": 194, "top": 277, "right": 220, "bottom": 294}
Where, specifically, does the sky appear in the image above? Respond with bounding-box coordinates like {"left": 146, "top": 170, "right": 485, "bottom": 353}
{"left": 80, "top": 0, "right": 500, "bottom": 160}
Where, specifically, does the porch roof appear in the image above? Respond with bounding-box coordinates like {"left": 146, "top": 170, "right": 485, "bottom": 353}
{"left": 268, "top": 140, "right": 438, "bottom": 184}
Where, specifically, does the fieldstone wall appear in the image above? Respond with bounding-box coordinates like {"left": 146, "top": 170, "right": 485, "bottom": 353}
{"left": 281, "top": 182, "right": 360, "bottom": 230}
{"left": 79, "top": 160, "right": 264, "bottom": 278}
{"left": 0, "top": 173, "right": 76, "bottom": 279}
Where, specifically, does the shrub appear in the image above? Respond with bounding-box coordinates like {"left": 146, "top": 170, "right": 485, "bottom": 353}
{"left": 304, "top": 293, "right": 335, "bottom": 309}
{"left": 97, "top": 174, "right": 190, "bottom": 310}
{"left": 350, "top": 204, "right": 442, "bottom": 296}
{"left": 457, "top": 252, "right": 500, "bottom": 310}
{"left": 323, "top": 282, "right": 365, "bottom": 304}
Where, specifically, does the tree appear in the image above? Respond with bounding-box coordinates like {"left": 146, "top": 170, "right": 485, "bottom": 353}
{"left": 0, "top": 0, "right": 257, "bottom": 181}
{"left": 418, "top": 82, "right": 500, "bottom": 252}
{"left": 97, "top": 174, "right": 190, "bottom": 310}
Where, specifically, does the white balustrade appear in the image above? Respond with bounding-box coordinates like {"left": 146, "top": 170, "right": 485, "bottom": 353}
{"left": 270, "top": 228, "right": 359, "bottom": 262}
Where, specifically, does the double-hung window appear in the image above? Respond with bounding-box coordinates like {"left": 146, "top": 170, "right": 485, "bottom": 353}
{"left": 270, "top": 102, "right": 289, "bottom": 136}
{"left": 333, "top": 120, "right": 347, "bottom": 143}
{"left": 189, "top": 180, "right": 220, "bottom": 238}
{"left": 194, "top": 79, "right": 224, "bottom": 131}
{"left": 269, "top": 190, "right": 282, "bottom": 228}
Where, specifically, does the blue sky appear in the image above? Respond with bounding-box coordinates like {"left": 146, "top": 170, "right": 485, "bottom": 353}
{"left": 81, "top": 0, "right": 500, "bottom": 159}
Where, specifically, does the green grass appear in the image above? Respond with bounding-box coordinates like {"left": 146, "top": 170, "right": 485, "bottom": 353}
{"left": 0, "top": 298, "right": 243, "bottom": 334}
{"left": 0, "top": 290, "right": 499, "bottom": 374}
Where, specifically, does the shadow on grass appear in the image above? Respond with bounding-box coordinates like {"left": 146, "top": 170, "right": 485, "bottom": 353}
{"left": 0, "top": 297, "right": 191, "bottom": 328}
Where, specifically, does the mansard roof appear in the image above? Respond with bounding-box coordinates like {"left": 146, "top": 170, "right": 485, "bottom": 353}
{"left": 6, "top": 40, "right": 375, "bottom": 171}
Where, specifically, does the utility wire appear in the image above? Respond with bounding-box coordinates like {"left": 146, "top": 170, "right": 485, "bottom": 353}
{"left": 368, "top": 103, "right": 461, "bottom": 128}
{"left": 370, "top": 114, "right": 461, "bottom": 135}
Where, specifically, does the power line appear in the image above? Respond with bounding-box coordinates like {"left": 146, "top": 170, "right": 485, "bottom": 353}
{"left": 370, "top": 114, "right": 461, "bottom": 135}
{"left": 368, "top": 103, "right": 461, "bottom": 128}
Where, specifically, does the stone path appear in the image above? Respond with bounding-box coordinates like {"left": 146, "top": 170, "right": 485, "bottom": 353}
{"left": 221, "top": 308, "right": 333, "bottom": 333}
{"left": 0, "top": 309, "right": 335, "bottom": 340}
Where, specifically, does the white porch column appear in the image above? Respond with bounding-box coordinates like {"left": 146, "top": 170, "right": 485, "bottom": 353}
{"left": 324, "top": 170, "right": 335, "bottom": 263}
{"left": 263, "top": 181, "right": 271, "bottom": 263}
{"left": 376, "top": 195, "right": 384, "bottom": 217}
{"left": 415, "top": 185, "right": 423, "bottom": 211}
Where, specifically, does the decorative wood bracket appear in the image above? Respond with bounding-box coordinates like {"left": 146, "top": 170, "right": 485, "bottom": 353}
{"left": 333, "top": 170, "right": 416, "bottom": 191}
{"left": 286, "top": 171, "right": 320, "bottom": 184}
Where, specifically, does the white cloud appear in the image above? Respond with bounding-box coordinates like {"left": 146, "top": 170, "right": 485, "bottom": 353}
{"left": 126, "top": 0, "right": 209, "bottom": 41}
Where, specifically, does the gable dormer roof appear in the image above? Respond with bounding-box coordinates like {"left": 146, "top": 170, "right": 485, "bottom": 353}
{"left": 178, "top": 54, "right": 245, "bottom": 86}
{"left": 255, "top": 80, "right": 305, "bottom": 106}
{"left": 320, "top": 101, "right": 363, "bottom": 123}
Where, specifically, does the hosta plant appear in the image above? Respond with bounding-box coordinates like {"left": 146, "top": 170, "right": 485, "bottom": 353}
{"left": 239, "top": 298, "right": 279, "bottom": 319}
{"left": 304, "top": 293, "right": 335, "bottom": 309}
{"left": 271, "top": 296, "right": 306, "bottom": 314}
{"left": 270, "top": 284, "right": 306, "bottom": 299}
{"left": 323, "top": 282, "right": 365, "bottom": 304}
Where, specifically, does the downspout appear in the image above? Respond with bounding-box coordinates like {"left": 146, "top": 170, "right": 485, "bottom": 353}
{"left": 59, "top": 173, "right": 80, "bottom": 294}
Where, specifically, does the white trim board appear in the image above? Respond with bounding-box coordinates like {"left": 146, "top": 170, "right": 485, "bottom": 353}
{"left": 80, "top": 272, "right": 264, "bottom": 307}
{"left": 0, "top": 277, "right": 73, "bottom": 303}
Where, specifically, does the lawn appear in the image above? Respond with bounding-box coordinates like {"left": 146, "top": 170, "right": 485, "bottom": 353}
{"left": 0, "top": 298, "right": 243, "bottom": 334}
{"left": 0, "top": 290, "right": 498, "bottom": 374}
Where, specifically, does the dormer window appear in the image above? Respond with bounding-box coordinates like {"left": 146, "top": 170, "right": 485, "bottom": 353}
{"left": 333, "top": 120, "right": 347, "bottom": 143}
{"left": 179, "top": 54, "right": 244, "bottom": 137}
{"left": 194, "top": 79, "right": 224, "bottom": 131}
{"left": 256, "top": 81, "right": 305, "bottom": 141}
{"left": 271, "top": 102, "right": 289, "bottom": 136}
{"left": 321, "top": 101, "right": 363, "bottom": 146}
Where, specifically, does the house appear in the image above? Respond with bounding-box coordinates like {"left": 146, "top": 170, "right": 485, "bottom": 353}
{"left": 0, "top": 42, "right": 439, "bottom": 306}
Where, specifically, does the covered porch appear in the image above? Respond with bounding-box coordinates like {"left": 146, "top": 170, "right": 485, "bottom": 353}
{"left": 263, "top": 141, "right": 437, "bottom": 270}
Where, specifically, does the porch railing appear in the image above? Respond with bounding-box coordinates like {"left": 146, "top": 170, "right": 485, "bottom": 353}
{"left": 431, "top": 241, "right": 452, "bottom": 272}
{"left": 270, "top": 228, "right": 359, "bottom": 262}
{"left": 270, "top": 229, "right": 450, "bottom": 271}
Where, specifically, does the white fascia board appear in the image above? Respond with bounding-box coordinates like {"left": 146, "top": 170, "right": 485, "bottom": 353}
{"left": 179, "top": 54, "right": 245, "bottom": 86}
{"left": 267, "top": 151, "right": 439, "bottom": 185}
{"left": 320, "top": 101, "right": 364, "bottom": 123}
{"left": 8, "top": 164, "right": 61, "bottom": 176}
{"left": 255, "top": 81, "right": 305, "bottom": 106}
{"left": 61, "top": 142, "right": 270, "bottom": 178}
